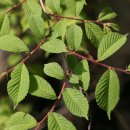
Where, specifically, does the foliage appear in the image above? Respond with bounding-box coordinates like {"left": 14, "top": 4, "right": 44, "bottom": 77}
{"left": 0, "top": 0, "right": 129, "bottom": 130}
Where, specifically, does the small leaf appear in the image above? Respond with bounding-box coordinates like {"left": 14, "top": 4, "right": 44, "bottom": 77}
{"left": 85, "top": 22, "right": 105, "bottom": 47}
{"left": 69, "top": 74, "right": 79, "bottom": 84}
{"left": 40, "top": 39, "right": 67, "bottom": 53}
{"left": 48, "top": 112, "right": 76, "bottom": 130}
{"left": 44, "top": 62, "right": 64, "bottom": 80}
{"left": 45, "top": 0, "right": 61, "bottom": 14}
{"left": 29, "top": 75, "right": 56, "bottom": 99}
{"left": 98, "top": 32, "right": 127, "bottom": 61}
{"left": 0, "top": 14, "right": 10, "bottom": 36}
{"left": 127, "top": 65, "right": 130, "bottom": 71}
{"left": 66, "top": 24, "right": 83, "bottom": 51}
{"left": 8, "top": 112, "right": 37, "bottom": 130}
{"left": 74, "top": 60, "right": 90, "bottom": 91}
{"left": 109, "top": 23, "right": 120, "bottom": 31}
{"left": 95, "top": 69, "right": 120, "bottom": 119}
{"left": 98, "top": 7, "right": 117, "bottom": 21}
{"left": 23, "top": 1, "right": 42, "bottom": 18}
{"left": 63, "top": 88, "right": 89, "bottom": 119}
{"left": 0, "top": 34, "right": 29, "bottom": 53}
{"left": 29, "top": 15, "right": 45, "bottom": 39}
{"left": 7, "top": 64, "right": 30, "bottom": 108}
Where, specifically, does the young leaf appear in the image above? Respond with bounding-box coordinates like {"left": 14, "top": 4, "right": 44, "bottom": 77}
{"left": 109, "top": 23, "right": 120, "bottom": 31}
{"left": 7, "top": 64, "right": 30, "bottom": 108}
{"left": 29, "top": 15, "right": 45, "bottom": 39}
{"left": 23, "top": 0, "right": 42, "bottom": 18}
{"left": 69, "top": 74, "right": 79, "bottom": 84}
{"left": 0, "top": 14, "right": 10, "bottom": 36}
{"left": 44, "top": 62, "right": 64, "bottom": 80}
{"left": 66, "top": 24, "right": 83, "bottom": 51}
{"left": 74, "top": 59, "right": 90, "bottom": 91}
{"left": 29, "top": 75, "right": 56, "bottom": 100}
{"left": 63, "top": 88, "right": 89, "bottom": 119}
{"left": 98, "top": 32, "right": 127, "bottom": 61}
{"left": 85, "top": 22, "right": 105, "bottom": 47}
{"left": 45, "top": 0, "right": 61, "bottom": 14}
{"left": 40, "top": 39, "right": 67, "bottom": 53}
{"left": 8, "top": 112, "right": 37, "bottom": 130}
{"left": 95, "top": 69, "right": 120, "bottom": 119}
{"left": 48, "top": 112, "right": 76, "bottom": 130}
{"left": 98, "top": 7, "right": 117, "bottom": 21}
{"left": 0, "top": 34, "right": 29, "bottom": 53}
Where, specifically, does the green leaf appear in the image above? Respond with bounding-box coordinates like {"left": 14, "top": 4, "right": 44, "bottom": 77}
{"left": 29, "top": 75, "right": 56, "bottom": 99}
{"left": 74, "top": 60, "right": 90, "bottom": 91}
{"left": 8, "top": 112, "right": 37, "bottom": 130}
{"left": 109, "top": 23, "right": 120, "bottom": 31}
{"left": 7, "top": 64, "right": 30, "bottom": 108}
{"left": 45, "top": 0, "right": 61, "bottom": 14}
{"left": 11, "top": 0, "right": 19, "bottom": 4}
{"left": 51, "top": 19, "right": 68, "bottom": 39}
{"left": 95, "top": 69, "right": 120, "bottom": 119}
{"left": 127, "top": 64, "right": 130, "bottom": 71}
{"left": 0, "top": 0, "right": 13, "bottom": 6}
{"left": 48, "top": 112, "right": 76, "bottom": 130}
{"left": 0, "top": 14, "right": 10, "bottom": 36}
{"left": 63, "top": 0, "right": 86, "bottom": 16}
{"left": 75, "top": 0, "right": 86, "bottom": 16}
{"left": 40, "top": 39, "right": 67, "bottom": 53}
{"left": 29, "top": 15, "right": 45, "bottom": 39}
{"left": 44, "top": 62, "right": 64, "bottom": 80}
{"left": 23, "top": 0, "right": 42, "bottom": 18}
{"left": 98, "top": 32, "right": 127, "bottom": 61}
{"left": 85, "top": 22, "right": 105, "bottom": 47}
{"left": 66, "top": 24, "right": 83, "bottom": 51}
{"left": 98, "top": 7, "right": 117, "bottom": 21}
{"left": 7, "top": 54, "right": 22, "bottom": 67}
{"left": 63, "top": 88, "right": 89, "bottom": 119}
{"left": 69, "top": 74, "right": 79, "bottom": 84}
{"left": 0, "top": 34, "right": 29, "bottom": 53}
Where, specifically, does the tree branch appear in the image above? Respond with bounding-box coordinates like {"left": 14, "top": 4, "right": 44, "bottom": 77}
{"left": 35, "top": 80, "right": 67, "bottom": 130}
{"left": 68, "top": 51, "right": 130, "bottom": 75}
{"left": 0, "top": 35, "right": 48, "bottom": 81}
{"left": 39, "top": 0, "right": 105, "bottom": 26}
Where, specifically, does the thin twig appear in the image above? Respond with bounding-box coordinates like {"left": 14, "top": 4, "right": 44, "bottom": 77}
{"left": 48, "top": 13, "right": 104, "bottom": 25}
{"left": 39, "top": 0, "right": 47, "bottom": 13}
{"left": 68, "top": 51, "right": 130, "bottom": 75}
{"left": 5, "top": 0, "right": 27, "bottom": 14}
{"left": 39, "top": 0, "right": 104, "bottom": 26}
{"left": 35, "top": 80, "right": 67, "bottom": 130}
